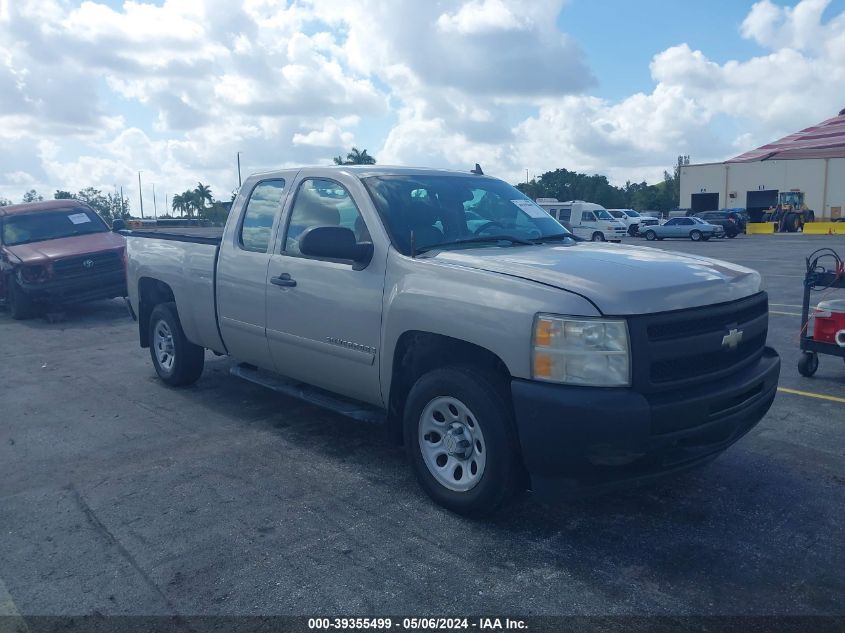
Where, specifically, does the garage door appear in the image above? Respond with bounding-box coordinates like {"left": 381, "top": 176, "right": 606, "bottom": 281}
{"left": 746, "top": 190, "right": 778, "bottom": 222}
{"left": 691, "top": 193, "right": 719, "bottom": 213}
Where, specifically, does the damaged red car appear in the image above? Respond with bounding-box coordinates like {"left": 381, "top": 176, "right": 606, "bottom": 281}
{"left": 0, "top": 200, "right": 127, "bottom": 319}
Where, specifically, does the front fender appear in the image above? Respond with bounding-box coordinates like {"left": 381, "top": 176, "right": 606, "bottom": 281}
{"left": 379, "top": 251, "right": 600, "bottom": 400}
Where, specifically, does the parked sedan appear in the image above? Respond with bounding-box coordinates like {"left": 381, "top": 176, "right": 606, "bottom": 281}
{"left": 694, "top": 210, "right": 746, "bottom": 238}
{"left": 643, "top": 216, "right": 724, "bottom": 241}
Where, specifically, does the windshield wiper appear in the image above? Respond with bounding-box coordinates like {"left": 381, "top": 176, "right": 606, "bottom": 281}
{"left": 416, "top": 234, "right": 534, "bottom": 255}
{"left": 531, "top": 232, "right": 582, "bottom": 243}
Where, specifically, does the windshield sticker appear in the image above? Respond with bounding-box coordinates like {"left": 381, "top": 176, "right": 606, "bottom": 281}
{"left": 68, "top": 213, "right": 91, "bottom": 225}
{"left": 511, "top": 199, "right": 547, "bottom": 219}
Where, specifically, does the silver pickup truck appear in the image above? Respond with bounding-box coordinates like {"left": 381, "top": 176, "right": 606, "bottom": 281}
{"left": 124, "top": 166, "right": 780, "bottom": 515}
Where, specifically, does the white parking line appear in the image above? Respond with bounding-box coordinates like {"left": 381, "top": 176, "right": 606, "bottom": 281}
{"left": 0, "top": 578, "right": 19, "bottom": 617}
{"left": 770, "top": 310, "right": 802, "bottom": 316}
{"left": 0, "top": 576, "right": 28, "bottom": 633}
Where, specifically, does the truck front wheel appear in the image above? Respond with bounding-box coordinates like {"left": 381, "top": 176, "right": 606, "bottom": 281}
{"left": 7, "top": 275, "right": 37, "bottom": 320}
{"left": 148, "top": 302, "right": 205, "bottom": 386}
{"left": 403, "top": 366, "right": 521, "bottom": 516}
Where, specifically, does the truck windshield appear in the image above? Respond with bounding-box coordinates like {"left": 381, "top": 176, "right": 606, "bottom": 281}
{"left": 1, "top": 208, "right": 108, "bottom": 246}
{"left": 625, "top": 210, "right": 640, "bottom": 217}
{"left": 363, "top": 175, "right": 571, "bottom": 255}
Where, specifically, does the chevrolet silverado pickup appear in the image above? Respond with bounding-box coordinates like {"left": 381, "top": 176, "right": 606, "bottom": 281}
{"left": 125, "top": 166, "right": 780, "bottom": 515}
{"left": 1, "top": 200, "right": 126, "bottom": 319}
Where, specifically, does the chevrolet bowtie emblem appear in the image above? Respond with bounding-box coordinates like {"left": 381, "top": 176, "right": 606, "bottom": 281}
{"left": 722, "top": 328, "right": 743, "bottom": 350}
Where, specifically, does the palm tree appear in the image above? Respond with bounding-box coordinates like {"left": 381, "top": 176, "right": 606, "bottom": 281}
{"left": 195, "top": 182, "right": 213, "bottom": 211}
{"left": 333, "top": 147, "right": 376, "bottom": 165}
{"left": 171, "top": 193, "right": 185, "bottom": 218}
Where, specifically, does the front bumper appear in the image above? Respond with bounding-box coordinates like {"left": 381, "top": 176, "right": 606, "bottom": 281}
{"left": 19, "top": 271, "right": 127, "bottom": 305}
{"left": 511, "top": 347, "right": 780, "bottom": 497}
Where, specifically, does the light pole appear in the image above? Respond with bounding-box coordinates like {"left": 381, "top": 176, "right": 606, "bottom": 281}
{"left": 237, "top": 151, "right": 242, "bottom": 188}
{"left": 152, "top": 183, "right": 158, "bottom": 219}
{"left": 138, "top": 171, "right": 144, "bottom": 219}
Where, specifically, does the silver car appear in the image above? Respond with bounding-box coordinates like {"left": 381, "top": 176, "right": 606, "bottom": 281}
{"left": 643, "top": 216, "right": 724, "bottom": 241}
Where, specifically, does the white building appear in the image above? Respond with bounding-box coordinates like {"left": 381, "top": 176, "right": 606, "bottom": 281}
{"left": 680, "top": 109, "right": 845, "bottom": 221}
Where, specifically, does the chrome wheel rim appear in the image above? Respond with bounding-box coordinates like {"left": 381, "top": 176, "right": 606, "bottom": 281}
{"left": 418, "top": 396, "right": 486, "bottom": 492}
{"left": 153, "top": 319, "right": 175, "bottom": 373}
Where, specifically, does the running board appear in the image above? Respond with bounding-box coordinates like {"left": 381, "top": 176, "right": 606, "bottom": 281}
{"left": 230, "top": 364, "right": 386, "bottom": 424}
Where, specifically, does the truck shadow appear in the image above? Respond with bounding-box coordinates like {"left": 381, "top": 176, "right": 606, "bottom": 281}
{"left": 0, "top": 298, "right": 131, "bottom": 329}
{"left": 167, "top": 357, "right": 842, "bottom": 613}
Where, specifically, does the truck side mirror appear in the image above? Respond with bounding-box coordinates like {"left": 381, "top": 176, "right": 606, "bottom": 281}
{"left": 299, "top": 226, "right": 373, "bottom": 268}
{"left": 112, "top": 219, "right": 127, "bottom": 232}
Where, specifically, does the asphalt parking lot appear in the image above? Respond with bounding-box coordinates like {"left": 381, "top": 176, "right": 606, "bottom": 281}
{"left": 1, "top": 234, "right": 844, "bottom": 619}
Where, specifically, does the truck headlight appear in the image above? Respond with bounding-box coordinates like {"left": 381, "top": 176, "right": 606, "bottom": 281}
{"left": 18, "top": 265, "right": 49, "bottom": 284}
{"left": 532, "top": 315, "right": 631, "bottom": 386}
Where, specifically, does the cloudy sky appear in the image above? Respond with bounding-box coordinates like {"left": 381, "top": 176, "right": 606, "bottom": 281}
{"left": 1, "top": 0, "right": 844, "bottom": 211}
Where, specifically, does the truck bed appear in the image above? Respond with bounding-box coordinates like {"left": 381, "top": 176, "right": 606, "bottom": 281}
{"left": 124, "top": 227, "right": 224, "bottom": 245}
{"left": 125, "top": 229, "right": 226, "bottom": 354}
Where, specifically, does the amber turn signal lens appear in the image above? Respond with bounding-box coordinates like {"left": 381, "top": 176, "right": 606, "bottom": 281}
{"left": 535, "top": 319, "right": 553, "bottom": 347}
{"left": 533, "top": 352, "right": 553, "bottom": 378}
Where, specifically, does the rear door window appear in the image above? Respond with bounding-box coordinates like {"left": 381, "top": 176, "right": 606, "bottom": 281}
{"left": 240, "top": 180, "right": 286, "bottom": 253}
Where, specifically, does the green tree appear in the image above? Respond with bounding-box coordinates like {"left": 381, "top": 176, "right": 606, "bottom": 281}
{"left": 176, "top": 189, "right": 201, "bottom": 219}
{"left": 107, "top": 192, "right": 130, "bottom": 220}
{"left": 203, "top": 201, "right": 231, "bottom": 225}
{"left": 333, "top": 147, "right": 376, "bottom": 165}
{"left": 194, "top": 182, "right": 213, "bottom": 212}
{"left": 516, "top": 158, "right": 687, "bottom": 214}
{"left": 171, "top": 193, "right": 186, "bottom": 218}
{"left": 22, "top": 189, "right": 43, "bottom": 203}
{"left": 0, "top": 196, "right": 11, "bottom": 207}
{"left": 672, "top": 154, "right": 689, "bottom": 208}
{"left": 54, "top": 190, "right": 74, "bottom": 199}
{"left": 76, "top": 187, "right": 110, "bottom": 219}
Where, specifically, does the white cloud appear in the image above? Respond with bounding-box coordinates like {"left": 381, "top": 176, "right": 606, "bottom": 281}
{"left": 436, "top": 0, "right": 530, "bottom": 35}
{"left": 381, "top": 0, "right": 845, "bottom": 184}
{"left": 1, "top": 0, "right": 844, "bottom": 206}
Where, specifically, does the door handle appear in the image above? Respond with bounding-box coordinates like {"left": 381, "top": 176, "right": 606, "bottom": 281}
{"left": 271, "top": 273, "right": 297, "bottom": 287}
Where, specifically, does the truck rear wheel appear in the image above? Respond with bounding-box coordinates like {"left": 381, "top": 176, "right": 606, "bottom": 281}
{"left": 403, "top": 366, "right": 520, "bottom": 516}
{"left": 149, "top": 302, "right": 205, "bottom": 386}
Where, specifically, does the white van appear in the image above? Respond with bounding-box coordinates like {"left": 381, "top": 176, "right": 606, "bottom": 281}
{"left": 535, "top": 199, "right": 627, "bottom": 242}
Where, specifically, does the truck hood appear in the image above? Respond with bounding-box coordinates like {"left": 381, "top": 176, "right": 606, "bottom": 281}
{"left": 428, "top": 242, "right": 762, "bottom": 315}
{"left": 4, "top": 231, "right": 125, "bottom": 265}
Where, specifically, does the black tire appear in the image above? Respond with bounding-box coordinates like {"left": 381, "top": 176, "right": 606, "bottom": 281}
{"left": 7, "top": 275, "right": 37, "bottom": 320}
{"left": 645, "top": 230, "right": 657, "bottom": 241}
{"left": 690, "top": 230, "right": 702, "bottom": 241}
{"left": 403, "top": 366, "right": 521, "bottom": 516}
{"left": 148, "top": 302, "right": 205, "bottom": 386}
{"left": 797, "top": 352, "right": 818, "bottom": 377}
{"left": 727, "top": 233, "right": 737, "bottom": 239}
{"left": 591, "top": 232, "right": 606, "bottom": 242}
{"left": 628, "top": 226, "right": 638, "bottom": 237}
